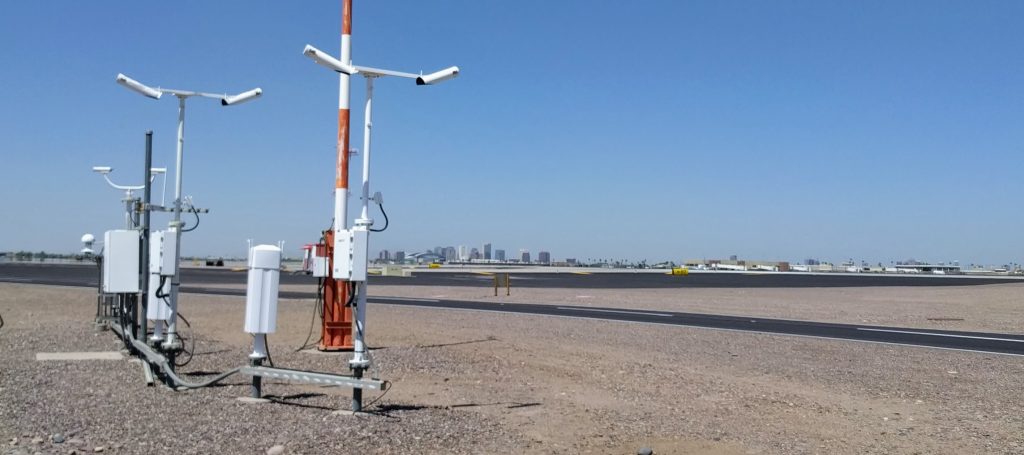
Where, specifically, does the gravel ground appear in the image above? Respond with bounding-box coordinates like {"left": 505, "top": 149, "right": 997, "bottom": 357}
{"left": 3, "top": 282, "right": 1024, "bottom": 454}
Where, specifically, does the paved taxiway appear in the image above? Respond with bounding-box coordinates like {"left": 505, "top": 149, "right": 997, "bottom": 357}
{"left": 3, "top": 262, "right": 1023, "bottom": 356}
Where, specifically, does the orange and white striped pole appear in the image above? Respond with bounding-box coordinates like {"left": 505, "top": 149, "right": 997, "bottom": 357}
{"left": 322, "top": 0, "right": 355, "bottom": 351}
{"left": 335, "top": 0, "right": 352, "bottom": 211}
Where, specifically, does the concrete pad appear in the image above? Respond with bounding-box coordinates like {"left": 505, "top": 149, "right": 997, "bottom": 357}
{"left": 331, "top": 409, "right": 370, "bottom": 417}
{"left": 236, "top": 397, "right": 271, "bottom": 404}
{"left": 36, "top": 351, "right": 124, "bottom": 361}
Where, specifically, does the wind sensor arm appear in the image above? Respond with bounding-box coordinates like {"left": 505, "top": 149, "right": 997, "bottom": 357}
{"left": 101, "top": 174, "right": 145, "bottom": 191}
{"left": 93, "top": 166, "right": 165, "bottom": 191}
{"left": 116, "top": 73, "right": 262, "bottom": 106}
{"left": 302, "top": 45, "right": 459, "bottom": 85}
{"left": 354, "top": 65, "right": 460, "bottom": 85}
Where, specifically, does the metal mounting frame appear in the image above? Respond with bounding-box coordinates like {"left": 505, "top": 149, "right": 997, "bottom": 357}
{"left": 240, "top": 366, "right": 385, "bottom": 390}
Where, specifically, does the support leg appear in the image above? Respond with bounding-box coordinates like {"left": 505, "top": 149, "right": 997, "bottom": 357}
{"left": 351, "top": 367, "right": 364, "bottom": 412}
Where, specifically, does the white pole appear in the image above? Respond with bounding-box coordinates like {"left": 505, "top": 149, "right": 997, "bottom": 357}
{"left": 251, "top": 333, "right": 268, "bottom": 359}
{"left": 351, "top": 76, "right": 373, "bottom": 368}
{"left": 151, "top": 320, "right": 164, "bottom": 341}
{"left": 161, "top": 172, "right": 167, "bottom": 207}
{"left": 163, "top": 96, "right": 186, "bottom": 352}
{"left": 124, "top": 189, "right": 133, "bottom": 229}
{"left": 359, "top": 77, "right": 373, "bottom": 223}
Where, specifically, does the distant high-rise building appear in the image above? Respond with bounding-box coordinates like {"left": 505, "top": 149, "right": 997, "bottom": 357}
{"left": 444, "top": 246, "right": 457, "bottom": 261}
{"left": 495, "top": 249, "right": 506, "bottom": 261}
{"left": 520, "top": 250, "right": 530, "bottom": 264}
{"left": 458, "top": 245, "right": 468, "bottom": 261}
{"left": 566, "top": 258, "right": 577, "bottom": 265}
{"left": 470, "top": 248, "right": 480, "bottom": 260}
{"left": 538, "top": 251, "right": 551, "bottom": 264}
{"left": 433, "top": 246, "right": 443, "bottom": 256}
{"left": 729, "top": 254, "right": 738, "bottom": 261}
{"left": 395, "top": 251, "right": 405, "bottom": 263}
{"left": 483, "top": 243, "right": 492, "bottom": 260}
{"left": 379, "top": 250, "right": 390, "bottom": 261}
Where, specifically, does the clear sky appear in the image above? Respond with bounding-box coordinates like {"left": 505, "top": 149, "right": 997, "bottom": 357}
{"left": 1, "top": 1, "right": 1022, "bottom": 266}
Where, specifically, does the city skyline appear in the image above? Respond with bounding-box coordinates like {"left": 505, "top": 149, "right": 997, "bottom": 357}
{"left": 375, "top": 242, "right": 556, "bottom": 264}
{"left": 366, "top": 243, "right": 1016, "bottom": 270}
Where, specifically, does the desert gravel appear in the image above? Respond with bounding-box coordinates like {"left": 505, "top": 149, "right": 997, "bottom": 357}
{"left": 3, "top": 282, "right": 1024, "bottom": 454}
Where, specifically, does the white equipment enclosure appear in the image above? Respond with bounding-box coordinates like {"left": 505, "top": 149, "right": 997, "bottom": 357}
{"left": 102, "top": 230, "right": 140, "bottom": 293}
{"left": 244, "top": 245, "right": 282, "bottom": 335}
{"left": 150, "top": 230, "right": 178, "bottom": 276}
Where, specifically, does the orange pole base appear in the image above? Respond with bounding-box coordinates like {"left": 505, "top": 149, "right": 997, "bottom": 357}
{"left": 319, "top": 230, "right": 354, "bottom": 350}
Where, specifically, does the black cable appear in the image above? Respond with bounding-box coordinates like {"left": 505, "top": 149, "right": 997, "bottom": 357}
{"left": 296, "top": 221, "right": 332, "bottom": 351}
{"left": 116, "top": 296, "right": 132, "bottom": 350}
{"left": 181, "top": 205, "right": 200, "bottom": 233}
{"left": 174, "top": 310, "right": 196, "bottom": 367}
{"left": 264, "top": 334, "right": 274, "bottom": 368}
{"left": 155, "top": 276, "right": 170, "bottom": 299}
{"left": 296, "top": 277, "right": 325, "bottom": 352}
{"left": 0, "top": 312, "right": 4, "bottom": 332}
{"left": 346, "top": 281, "right": 357, "bottom": 307}
{"left": 160, "top": 295, "right": 195, "bottom": 367}
{"left": 363, "top": 380, "right": 393, "bottom": 410}
{"left": 369, "top": 203, "right": 388, "bottom": 232}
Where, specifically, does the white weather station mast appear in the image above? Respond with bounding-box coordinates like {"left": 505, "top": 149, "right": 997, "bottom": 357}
{"left": 302, "top": 0, "right": 459, "bottom": 411}
{"left": 82, "top": 0, "right": 460, "bottom": 413}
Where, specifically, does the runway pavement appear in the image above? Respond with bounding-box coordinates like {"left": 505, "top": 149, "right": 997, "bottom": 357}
{"left": 1, "top": 262, "right": 1021, "bottom": 289}
{"left": 3, "top": 262, "right": 1024, "bottom": 356}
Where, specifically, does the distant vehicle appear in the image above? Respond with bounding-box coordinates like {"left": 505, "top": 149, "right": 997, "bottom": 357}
{"left": 713, "top": 264, "right": 746, "bottom": 271}
{"left": 750, "top": 264, "right": 778, "bottom": 272}
{"left": 205, "top": 257, "right": 224, "bottom": 267}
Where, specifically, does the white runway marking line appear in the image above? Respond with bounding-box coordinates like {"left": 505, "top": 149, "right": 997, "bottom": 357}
{"left": 856, "top": 327, "right": 1024, "bottom": 343}
{"left": 36, "top": 352, "right": 124, "bottom": 361}
{"left": 371, "top": 297, "right": 441, "bottom": 303}
{"left": 556, "top": 307, "right": 673, "bottom": 317}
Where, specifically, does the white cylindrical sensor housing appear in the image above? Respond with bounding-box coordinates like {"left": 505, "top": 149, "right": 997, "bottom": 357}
{"left": 244, "top": 245, "right": 282, "bottom": 334}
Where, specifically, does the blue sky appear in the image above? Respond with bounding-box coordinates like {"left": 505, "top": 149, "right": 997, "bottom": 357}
{"left": 1, "top": 1, "right": 1022, "bottom": 265}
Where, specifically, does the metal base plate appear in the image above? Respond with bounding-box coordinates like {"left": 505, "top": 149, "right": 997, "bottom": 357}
{"left": 240, "top": 366, "right": 385, "bottom": 390}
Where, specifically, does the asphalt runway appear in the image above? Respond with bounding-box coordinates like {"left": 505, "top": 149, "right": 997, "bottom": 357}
{"left": 3, "top": 262, "right": 1024, "bottom": 356}
{"left": 1, "top": 262, "right": 1021, "bottom": 289}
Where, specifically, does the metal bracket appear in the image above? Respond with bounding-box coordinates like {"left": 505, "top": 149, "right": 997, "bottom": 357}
{"left": 143, "top": 204, "right": 210, "bottom": 213}
{"left": 240, "top": 366, "right": 385, "bottom": 390}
